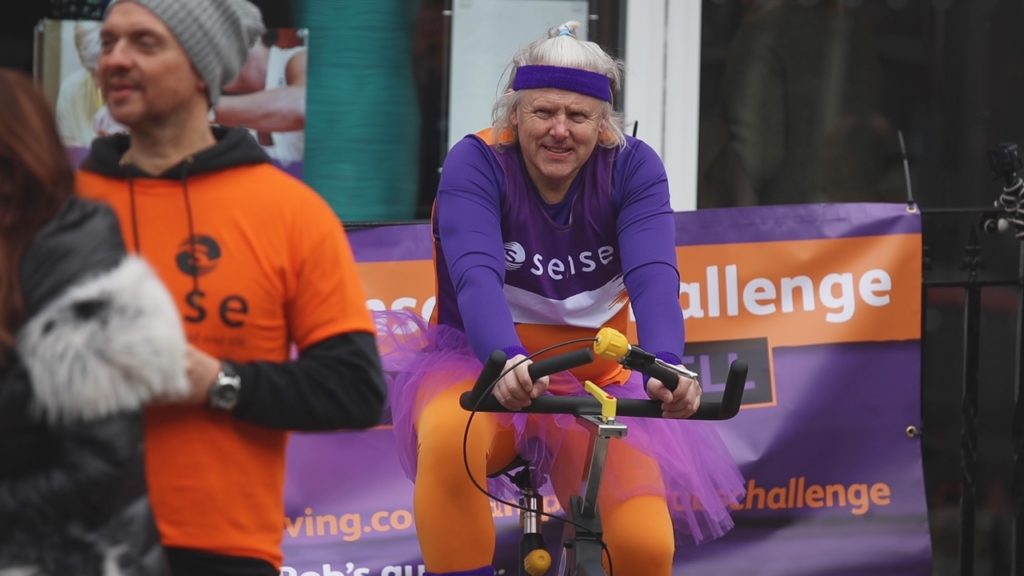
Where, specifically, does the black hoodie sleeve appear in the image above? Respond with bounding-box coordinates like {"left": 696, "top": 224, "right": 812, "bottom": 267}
{"left": 230, "top": 331, "right": 387, "bottom": 430}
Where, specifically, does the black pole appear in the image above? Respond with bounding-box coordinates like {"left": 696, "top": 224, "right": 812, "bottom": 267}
{"left": 1013, "top": 245, "right": 1024, "bottom": 576}
{"left": 960, "top": 226, "right": 983, "bottom": 576}
{"left": 922, "top": 206, "right": 1022, "bottom": 575}
{"left": 985, "top": 142, "right": 1024, "bottom": 575}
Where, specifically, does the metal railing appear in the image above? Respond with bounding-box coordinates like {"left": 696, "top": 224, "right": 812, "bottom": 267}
{"left": 921, "top": 142, "right": 1024, "bottom": 575}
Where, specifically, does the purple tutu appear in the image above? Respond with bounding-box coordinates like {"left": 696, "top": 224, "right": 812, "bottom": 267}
{"left": 375, "top": 310, "right": 746, "bottom": 545}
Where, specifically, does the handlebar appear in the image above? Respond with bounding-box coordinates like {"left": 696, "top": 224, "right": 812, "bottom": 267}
{"left": 459, "top": 344, "right": 748, "bottom": 421}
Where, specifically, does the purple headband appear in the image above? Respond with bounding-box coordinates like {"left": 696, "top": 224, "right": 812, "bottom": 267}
{"left": 512, "top": 65, "right": 612, "bottom": 102}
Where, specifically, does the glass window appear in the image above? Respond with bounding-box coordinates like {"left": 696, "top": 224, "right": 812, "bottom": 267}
{"left": 700, "top": 2, "right": 1024, "bottom": 574}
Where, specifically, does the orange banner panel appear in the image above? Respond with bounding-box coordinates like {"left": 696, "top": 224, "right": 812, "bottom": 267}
{"left": 677, "top": 235, "right": 921, "bottom": 347}
{"left": 357, "top": 234, "right": 921, "bottom": 349}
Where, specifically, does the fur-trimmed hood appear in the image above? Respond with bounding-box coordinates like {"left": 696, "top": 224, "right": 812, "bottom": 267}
{"left": 18, "top": 255, "right": 188, "bottom": 423}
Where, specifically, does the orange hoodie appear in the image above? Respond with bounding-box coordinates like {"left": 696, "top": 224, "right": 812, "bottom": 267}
{"left": 77, "top": 128, "right": 385, "bottom": 566}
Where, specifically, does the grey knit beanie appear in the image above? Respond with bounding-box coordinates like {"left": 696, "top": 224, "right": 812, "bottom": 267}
{"left": 106, "top": 0, "right": 265, "bottom": 105}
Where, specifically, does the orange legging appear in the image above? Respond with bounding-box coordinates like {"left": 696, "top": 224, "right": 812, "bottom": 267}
{"left": 414, "top": 384, "right": 675, "bottom": 575}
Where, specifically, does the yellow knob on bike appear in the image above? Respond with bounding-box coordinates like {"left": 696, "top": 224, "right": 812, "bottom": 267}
{"left": 594, "top": 327, "right": 629, "bottom": 361}
{"left": 524, "top": 548, "right": 552, "bottom": 575}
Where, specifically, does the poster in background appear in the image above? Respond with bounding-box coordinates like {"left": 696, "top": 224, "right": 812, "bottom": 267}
{"left": 35, "top": 19, "right": 308, "bottom": 179}
{"left": 447, "top": 0, "right": 588, "bottom": 151}
{"left": 282, "top": 203, "right": 932, "bottom": 576}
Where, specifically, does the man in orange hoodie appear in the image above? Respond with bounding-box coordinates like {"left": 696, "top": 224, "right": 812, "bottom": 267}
{"left": 77, "top": 1, "right": 387, "bottom": 574}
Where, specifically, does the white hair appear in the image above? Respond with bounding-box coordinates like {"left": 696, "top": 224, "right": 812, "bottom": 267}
{"left": 491, "top": 21, "right": 626, "bottom": 148}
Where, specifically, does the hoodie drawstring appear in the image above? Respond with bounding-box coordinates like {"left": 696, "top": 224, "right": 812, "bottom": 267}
{"left": 128, "top": 177, "right": 141, "bottom": 252}
{"left": 125, "top": 157, "right": 201, "bottom": 295}
{"left": 181, "top": 159, "right": 200, "bottom": 294}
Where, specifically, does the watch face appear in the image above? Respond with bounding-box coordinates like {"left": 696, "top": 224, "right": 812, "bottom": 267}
{"left": 211, "top": 383, "right": 237, "bottom": 405}
{"left": 210, "top": 371, "right": 241, "bottom": 410}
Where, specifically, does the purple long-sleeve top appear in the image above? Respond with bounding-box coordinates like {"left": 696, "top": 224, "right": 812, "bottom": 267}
{"left": 432, "top": 134, "right": 685, "bottom": 366}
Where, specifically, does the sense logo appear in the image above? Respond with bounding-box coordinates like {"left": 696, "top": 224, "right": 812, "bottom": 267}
{"left": 506, "top": 240, "right": 616, "bottom": 280}
{"left": 176, "top": 235, "right": 221, "bottom": 277}
{"left": 504, "top": 241, "right": 526, "bottom": 270}
{"left": 172, "top": 234, "right": 250, "bottom": 329}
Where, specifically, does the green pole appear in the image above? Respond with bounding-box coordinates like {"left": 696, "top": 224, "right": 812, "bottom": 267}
{"left": 297, "top": 0, "right": 420, "bottom": 222}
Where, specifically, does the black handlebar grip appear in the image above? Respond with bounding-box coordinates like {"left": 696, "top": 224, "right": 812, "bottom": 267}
{"left": 718, "top": 360, "right": 748, "bottom": 419}
{"left": 689, "top": 360, "right": 748, "bottom": 420}
{"left": 527, "top": 348, "right": 595, "bottom": 381}
{"left": 459, "top": 348, "right": 594, "bottom": 412}
{"left": 643, "top": 361, "right": 681, "bottom": 392}
{"left": 460, "top": 350, "right": 508, "bottom": 410}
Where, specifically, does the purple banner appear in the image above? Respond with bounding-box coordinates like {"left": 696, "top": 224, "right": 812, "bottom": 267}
{"left": 282, "top": 203, "right": 931, "bottom": 576}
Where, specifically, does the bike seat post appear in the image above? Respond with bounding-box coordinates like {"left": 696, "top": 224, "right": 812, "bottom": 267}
{"left": 520, "top": 485, "right": 551, "bottom": 576}
{"left": 575, "top": 415, "right": 628, "bottom": 520}
{"left": 521, "top": 485, "right": 542, "bottom": 534}
{"left": 514, "top": 466, "right": 542, "bottom": 541}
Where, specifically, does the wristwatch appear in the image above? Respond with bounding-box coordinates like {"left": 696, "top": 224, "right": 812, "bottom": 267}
{"left": 208, "top": 361, "right": 242, "bottom": 411}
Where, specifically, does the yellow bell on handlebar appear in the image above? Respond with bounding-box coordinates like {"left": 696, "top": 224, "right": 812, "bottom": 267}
{"left": 594, "top": 327, "right": 630, "bottom": 361}
{"left": 583, "top": 380, "right": 617, "bottom": 422}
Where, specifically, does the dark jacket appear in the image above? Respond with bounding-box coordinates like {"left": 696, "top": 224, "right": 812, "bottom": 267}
{"left": 0, "top": 197, "right": 187, "bottom": 575}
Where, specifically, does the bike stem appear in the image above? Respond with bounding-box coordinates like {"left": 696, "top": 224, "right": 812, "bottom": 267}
{"left": 560, "top": 414, "right": 628, "bottom": 575}
{"left": 576, "top": 414, "right": 628, "bottom": 520}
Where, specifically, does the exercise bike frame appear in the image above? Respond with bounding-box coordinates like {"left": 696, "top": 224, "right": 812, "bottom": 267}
{"left": 459, "top": 342, "right": 748, "bottom": 576}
